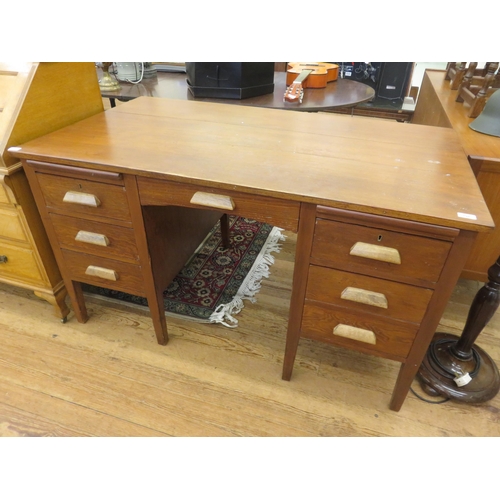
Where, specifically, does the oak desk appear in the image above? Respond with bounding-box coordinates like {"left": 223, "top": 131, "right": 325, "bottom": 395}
{"left": 11, "top": 97, "right": 493, "bottom": 411}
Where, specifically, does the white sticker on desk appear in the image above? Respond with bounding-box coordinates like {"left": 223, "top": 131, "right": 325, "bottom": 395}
{"left": 457, "top": 212, "right": 477, "bottom": 220}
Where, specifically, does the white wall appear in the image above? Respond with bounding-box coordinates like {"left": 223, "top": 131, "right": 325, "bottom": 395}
{"left": 411, "top": 62, "right": 448, "bottom": 88}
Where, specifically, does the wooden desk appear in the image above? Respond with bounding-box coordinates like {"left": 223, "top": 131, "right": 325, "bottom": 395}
{"left": 101, "top": 71, "right": 376, "bottom": 112}
{"left": 10, "top": 97, "right": 493, "bottom": 411}
{"left": 412, "top": 69, "right": 500, "bottom": 281}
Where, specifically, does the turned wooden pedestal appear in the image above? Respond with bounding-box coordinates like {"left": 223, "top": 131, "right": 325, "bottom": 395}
{"left": 418, "top": 257, "right": 500, "bottom": 403}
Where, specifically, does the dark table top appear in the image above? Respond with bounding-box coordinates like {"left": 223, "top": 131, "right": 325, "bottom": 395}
{"left": 100, "top": 71, "right": 376, "bottom": 112}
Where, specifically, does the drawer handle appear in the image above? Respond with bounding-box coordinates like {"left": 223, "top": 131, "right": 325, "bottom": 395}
{"left": 333, "top": 324, "right": 376, "bottom": 345}
{"left": 0, "top": 255, "right": 7, "bottom": 263}
{"left": 190, "top": 192, "right": 235, "bottom": 211}
{"left": 63, "top": 191, "right": 101, "bottom": 207}
{"left": 85, "top": 265, "right": 118, "bottom": 281}
{"left": 341, "top": 287, "right": 388, "bottom": 309}
{"left": 75, "top": 231, "right": 110, "bottom": 247}
{"left": 349, "top": 242, "right": 401, "bottom": 265}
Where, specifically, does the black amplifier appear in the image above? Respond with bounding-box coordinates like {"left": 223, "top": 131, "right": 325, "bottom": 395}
{"left": 333, "top": 62, "right": 413, "bottom": 101}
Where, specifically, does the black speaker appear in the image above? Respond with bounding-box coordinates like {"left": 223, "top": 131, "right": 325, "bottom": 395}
{"left": 376, "top": 63, "right": 413, "bottom": 100}
{"left": 185, "top": 62, "right": 275, "bottom": 99}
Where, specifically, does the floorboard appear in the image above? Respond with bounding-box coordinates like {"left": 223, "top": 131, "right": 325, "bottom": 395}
{"left": 0, "top": 230, "right": 499, "bottom": 437}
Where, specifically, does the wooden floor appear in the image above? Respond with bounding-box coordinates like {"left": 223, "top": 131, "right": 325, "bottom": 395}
{"left": 1, "top": 229, "right": 500, "bottom": 437}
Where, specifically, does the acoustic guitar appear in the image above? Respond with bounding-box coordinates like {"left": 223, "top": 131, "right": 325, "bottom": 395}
{"left": 283, "top": 62, "right": 339, "bottom": 103}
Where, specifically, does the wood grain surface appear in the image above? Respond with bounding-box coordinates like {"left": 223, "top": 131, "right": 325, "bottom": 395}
{"left": 11, "top": 96, "right": 493, "bottom": 233}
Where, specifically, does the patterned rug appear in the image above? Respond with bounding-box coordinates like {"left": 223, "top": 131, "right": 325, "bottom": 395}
{"left": 82, "top": 216, "right": 285, "bottom": 327}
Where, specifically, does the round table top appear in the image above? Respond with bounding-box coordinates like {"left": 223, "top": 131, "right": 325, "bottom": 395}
{"left": 101, "top": 71, "right": 376, "bottom": 111}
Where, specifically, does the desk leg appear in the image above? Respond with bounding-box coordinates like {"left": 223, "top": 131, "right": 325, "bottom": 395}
{"left": 282, "top": 203, "right": 316, "bottom": 381}
{"left": 124, "top": 176, "right": 169, "bottom": 345}
{"left": 149, "top": 287, "right": 169, "bottom": 346}
{"left": 66, "top": 280, "right": 89, "bottom": 324}
{"left": 389, "top": 230, "right": 477, "bottom": 411}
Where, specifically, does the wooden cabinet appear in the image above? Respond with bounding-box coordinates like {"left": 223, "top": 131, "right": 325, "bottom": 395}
{"left": 0, "top": 62, "right": 103, "bottom": 319}
{"left": 412, "top": 69, "right": 500, "bottom": 281}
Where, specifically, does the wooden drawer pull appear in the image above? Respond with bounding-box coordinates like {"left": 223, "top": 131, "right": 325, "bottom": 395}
{"left": 341, "top": 287, "right": 388, "bottom": 309}
{"left": 190, "top": 192, "right": 235, "bottom": 211}
{"left": 75, "top": 230, "right": 110, "bottom": 247}
{"left": 63, "top": 191, "right": 101, "bottom": 207}
{"left": 85, "top": 265, "right": 117, "bottom": 281}
{"left": 349, "top": 242, "right": 401, "bottom": 265}
{"left": 333, "top": 324, "right": 376, "bottom": 345}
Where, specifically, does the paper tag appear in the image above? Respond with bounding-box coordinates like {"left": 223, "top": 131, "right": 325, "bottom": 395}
{"left": 454, "top": 372, "right": 472, "bottom": 387}
{"left": 457, "top": 212, "right": 477, "bottom": 220}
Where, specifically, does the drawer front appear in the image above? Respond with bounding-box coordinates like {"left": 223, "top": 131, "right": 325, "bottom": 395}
{"left": 36, "top": 173, "right": 131, "bottom": 221}
{"left": 50, "top": 213, "right": 139, "bottom": 264}
{"left": 0, "top": 183, "right": 11, "bottom": 205}
{"left": 301, "top": 302, "right": 417, "bottom": 360}
{"left": 0, "top": 206, "right": 28, "bottom": 243}
{"left": 311, "top": 219, "right": 452, "bottom": 285}
{"left": 138, "top": 177, "right": 300, "bottom": 232}
{"left": 0, "top": 241, "right": 44, "bottom": 283}
{"left": 61, "top": 249, "right": 145, "bottom": 296}
{"left": 306, "top": 265, "right": 433, "bottom": 324}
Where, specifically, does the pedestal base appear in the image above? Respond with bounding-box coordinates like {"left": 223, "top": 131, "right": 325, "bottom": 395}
{"left": 418, "top": 333, "right": 500, "bottom": 404}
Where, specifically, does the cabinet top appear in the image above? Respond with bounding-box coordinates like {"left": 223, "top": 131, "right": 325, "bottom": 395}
{"left": 10, "top": 95, "right": 494, "bottom": 232}
{"left": 424, "top": 69, "right": 500, "bottom": 161}
{"left": 1, "top": 62, "right": 103, "bottom": 171}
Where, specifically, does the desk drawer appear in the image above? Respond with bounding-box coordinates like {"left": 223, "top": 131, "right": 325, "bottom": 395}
{"left": 36, "top": 173, "right": 131, "bottom": 221}
{"left": 311, "top": 219, "right": 452, "bottom": 285}
{"left": 0, "top": 240, "right": 44, "bottom": 284}
{"left": 0, "top": 183, "right": 11, "bottom": 205}
{"left": 50, "top": 214, "right": 139, "bottom": 264}
{"left": 305, "top": 265, "right": 432, "bottom": 324}
{"left": 138, "top": 177, "right": 300, "bottom": 232}
{"left": 0, "top": 206, "right": 28, "bottom": 243}
{"left": 61, "top": 249, "right": 145, "bottom": 296}
{"left": 301, "top": 301, "right": 417, "bottom": 360}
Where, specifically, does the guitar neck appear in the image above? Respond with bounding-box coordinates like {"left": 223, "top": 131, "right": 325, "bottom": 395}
{"left": 294, "top": 70, "right": 312, "bottom": 84}
{"left": 284, "top": 69, "right": 312, "bottom": 104}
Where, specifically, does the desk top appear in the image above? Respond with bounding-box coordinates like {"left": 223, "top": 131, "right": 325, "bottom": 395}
{"left": 11, "top": 96, "right": 493, "bottom": 232}
{"left": 100, "top": 71, "right": 376, "bottom": 112}
{"left": 418, "top": 70, "right": 500, "bottom": 162}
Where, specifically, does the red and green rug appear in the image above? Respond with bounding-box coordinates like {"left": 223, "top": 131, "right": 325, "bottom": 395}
{"left": 83, "top": 216, "right": 285, "bottom": 327}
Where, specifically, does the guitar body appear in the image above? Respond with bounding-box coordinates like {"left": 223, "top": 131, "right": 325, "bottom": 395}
{"left": 286, "top": 62, "right": 339, "bottom": 88}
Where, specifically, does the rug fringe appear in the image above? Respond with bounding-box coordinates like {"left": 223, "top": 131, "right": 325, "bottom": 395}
{"left": 208, "top": 226, "right": 286, "bottom": 328}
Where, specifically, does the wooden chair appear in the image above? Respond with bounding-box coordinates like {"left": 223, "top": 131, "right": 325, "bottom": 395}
{"left": 456, "top": 62, "right": 500, "bottom": 117}
{"left": 220, "top": 214, "right": 230, "bottom": 248}
{"left": 445, "top": 62, "right": 467, "bottom": 89}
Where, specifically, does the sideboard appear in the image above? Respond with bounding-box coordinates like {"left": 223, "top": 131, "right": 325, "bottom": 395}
{"left": 412, "top": 69, "right": 500, "bottom": 281}
{"left": 0, "top": 62, "right": 103, "bottom": 319}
